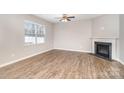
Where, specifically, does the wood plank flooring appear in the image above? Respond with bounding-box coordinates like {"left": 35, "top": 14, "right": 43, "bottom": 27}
{"left": 0, "top": 49, "right": 124, "bottom": 79}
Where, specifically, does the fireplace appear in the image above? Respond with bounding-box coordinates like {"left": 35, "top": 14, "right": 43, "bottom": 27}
{"left": 95, "top": 42, "right": 112, "bottom": 60}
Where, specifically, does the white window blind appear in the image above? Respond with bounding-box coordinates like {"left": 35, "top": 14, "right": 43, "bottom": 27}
{"left": 24, "top": 20, "right": 46, "bottom": 45}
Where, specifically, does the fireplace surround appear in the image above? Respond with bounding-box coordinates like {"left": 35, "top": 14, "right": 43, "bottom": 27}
{"left": 95, "top": 42, "right": 112, "bottom": 60}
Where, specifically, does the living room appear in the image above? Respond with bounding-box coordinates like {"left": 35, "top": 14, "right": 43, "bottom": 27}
{"left": 0, "top": 14, "right": 124, "bottom": 79}
{"left": 0, "top": 0, "right": 124, "bottom": 93}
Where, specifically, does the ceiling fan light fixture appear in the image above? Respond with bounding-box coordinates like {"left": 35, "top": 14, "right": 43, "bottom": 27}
{"left": 60, "top": 18, "right": 68, "bottom": 22}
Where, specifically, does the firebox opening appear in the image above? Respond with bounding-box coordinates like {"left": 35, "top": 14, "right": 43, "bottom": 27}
{"left": 95, "top": 42, "right": 112, "bottom": 60}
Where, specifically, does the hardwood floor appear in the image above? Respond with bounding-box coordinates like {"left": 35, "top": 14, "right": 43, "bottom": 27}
{"left": 0, "top": 49, "right": 124, "bottom": 79}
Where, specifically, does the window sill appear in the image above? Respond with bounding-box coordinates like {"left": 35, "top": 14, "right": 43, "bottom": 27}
{"left": 24, "top": 43, "right": 45, "bottom": 46}
{"left": 24, "top": 43, "right": 35, "bottom": 46}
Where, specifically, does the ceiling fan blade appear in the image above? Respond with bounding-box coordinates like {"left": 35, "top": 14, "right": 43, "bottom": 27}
{"left": 55, "top": 17, "right": 61, "bottom": 19}
{"left": 67, "top": 18, "right": 71, "bottom": 21}
{"left": 67, "top": 16, "right": 75, "bottom": 18}
{"left": 59, "top": 19, "right": 62, "bottom": 21}
{"left": 59, "top": 19, "right": 65, "bottom": 21}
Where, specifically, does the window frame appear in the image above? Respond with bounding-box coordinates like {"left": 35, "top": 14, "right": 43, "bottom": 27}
{"left": 24, "top": 20, "right": 46, "bottom": 46}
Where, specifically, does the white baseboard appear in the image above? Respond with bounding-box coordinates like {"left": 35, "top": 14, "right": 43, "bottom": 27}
{"left": 117, "top": 59, "right": 124, "bottom": 65}
{"left": 54, "top": 48, "right": 91, "bottom": 53}
{"left": 0, "top": 49, "right": 53, "bottom": 68}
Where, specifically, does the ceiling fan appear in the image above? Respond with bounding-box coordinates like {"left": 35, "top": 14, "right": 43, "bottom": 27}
{"left": 56, "top": 14, "right": 75, "bottom": 22}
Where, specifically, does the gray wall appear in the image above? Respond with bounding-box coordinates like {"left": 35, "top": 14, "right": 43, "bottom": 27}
{"left": 0, "top": 14, "right": 53, "bottom": 65}
{"left": 92, "top": 14, "right": 119, "bottom": 38}
{"left": 54, "top": 20, "right": 92, "bottom": 52}
{"left": 119, "top": 15, "right": 124, "bottom": 63}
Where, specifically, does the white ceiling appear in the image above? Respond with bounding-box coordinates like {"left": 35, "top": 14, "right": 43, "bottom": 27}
{"left": 34, "top": 14, "right": 102, "bottom": 23}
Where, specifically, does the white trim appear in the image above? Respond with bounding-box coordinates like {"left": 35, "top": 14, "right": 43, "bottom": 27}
{"left": 0, "top": 49, "right": 52, "bottom": 68}
{"left": 54, "top": 48, "right": 91, "bottom": 53}
{"left": 117, "top": 59, "right": 124, "bottom": 65}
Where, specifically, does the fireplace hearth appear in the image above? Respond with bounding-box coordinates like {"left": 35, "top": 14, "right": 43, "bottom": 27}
{"left": 95, "top": 42, "right": 112, "bottom": 60}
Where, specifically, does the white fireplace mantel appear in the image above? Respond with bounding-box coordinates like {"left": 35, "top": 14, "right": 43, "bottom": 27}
{"left": 91, "top": 38, "right": 119, "bottom": 60}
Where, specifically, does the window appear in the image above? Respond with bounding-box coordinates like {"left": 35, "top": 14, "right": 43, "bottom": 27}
{"left": 24, "top": 20, "right": 45, "bottom": 45}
